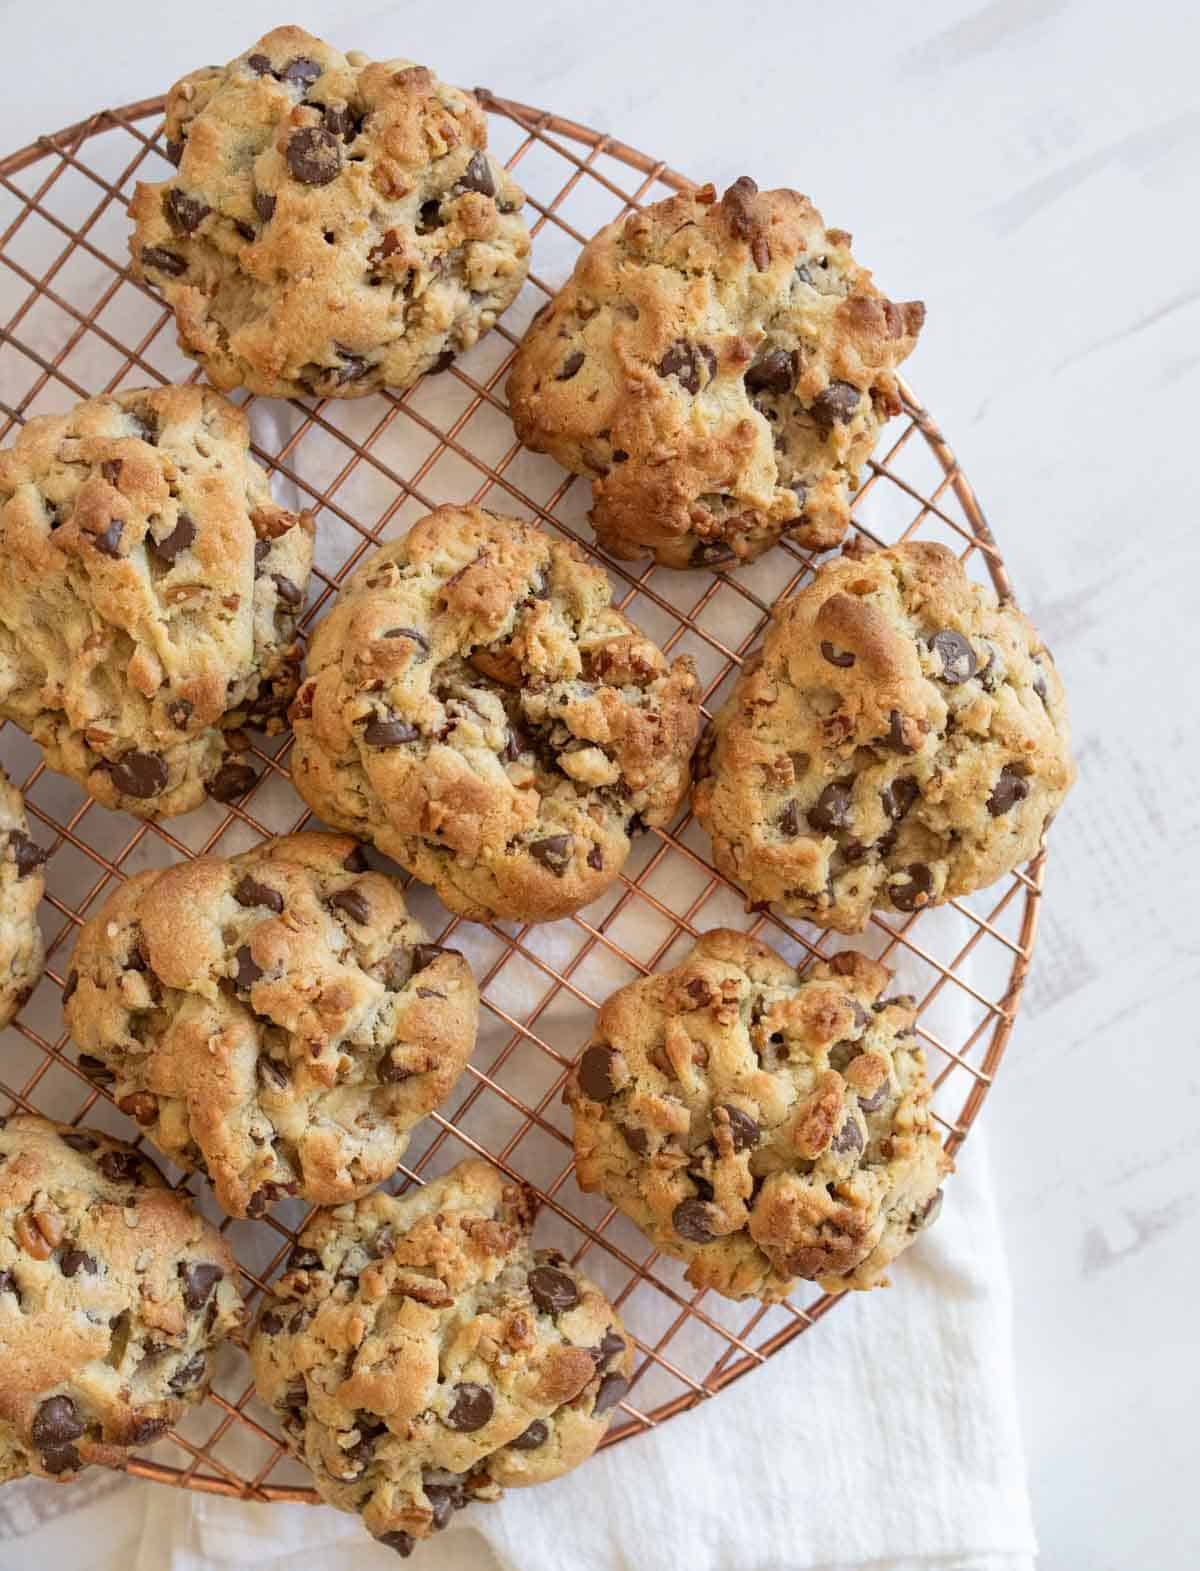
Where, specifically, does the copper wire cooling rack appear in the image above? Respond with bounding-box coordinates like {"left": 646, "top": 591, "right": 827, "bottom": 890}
{"left": 0, "top": 92, "right": 1045, "bottom": 1505}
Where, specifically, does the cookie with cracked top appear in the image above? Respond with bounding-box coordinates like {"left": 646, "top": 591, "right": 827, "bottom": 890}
{"left": 693, "top": 541, "right": 1074, "bottom": 930}
{"left": 129, "top": 26, "right": 530, "bottom": 398}
{"left": 507, "top": 176, "right": 923, "bottom": 569}
{"left": 63, "top": 832, "right": 478, "bottom": 1218}
{"left": 250, "top": 1158, "right": 632, "bottom": 1555}
{"left": 566, "top": 930, "right": 950, "bottom": 1301}
{"left": 0, "top": 770, "right": 44, "bottom": 1029}
{"left": 0, "top": 385, "right": 313, "bottom": 818}
{"left": 288, "top": 505, "right": 702, "bottom": 923}
{"left": 0, "top": 1114, "right": 244, "bottom": 1482}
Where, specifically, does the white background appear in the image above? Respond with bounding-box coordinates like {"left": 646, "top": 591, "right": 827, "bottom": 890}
{"left": 0, "top": 1, "right": 1195, "bottom": 1566}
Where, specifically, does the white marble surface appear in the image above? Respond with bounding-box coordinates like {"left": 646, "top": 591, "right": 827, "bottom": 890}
{"left": 0, "top": 0, "right": 1195, "bottom": 1566}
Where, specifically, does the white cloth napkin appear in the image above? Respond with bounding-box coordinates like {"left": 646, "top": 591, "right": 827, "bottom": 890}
{"left": 131, "top": 1096, "right": 1037, "bottom": 1571}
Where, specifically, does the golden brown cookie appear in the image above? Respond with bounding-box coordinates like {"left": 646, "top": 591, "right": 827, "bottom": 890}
{"left": 0, "top": 385, "right": 313, "bottom": 817}
{"left": 566, "top": 931, "right": 950, "bottom": 1301}
{"left": 508, "top": 176, "right": 922, "bottom": 568}
{"left": 289, "top": 506, "right": 702, "bottom": 923}
{"left": 693, "top": 542, "right": 1074, "bottom": 930}
{"left": 129, "top": 27, "right": 530, "bottom": 398}
{"left": 0, "top": 1115, "right": 244, "bottom": 1482}
{"left": 63, "top": 833, "right": 479, "bottom": 1218}
{"left": 0, "top": 770, "right": 44, "bottom": 1029}
{"left": 251, "top": 1159, "right": 632, "bottom": 1555}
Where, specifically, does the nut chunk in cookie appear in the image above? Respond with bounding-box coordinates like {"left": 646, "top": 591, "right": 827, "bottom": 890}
{"left": 129, "top": 26, "right": 530, "bottom": 399}
{"left": 251, "top": 1159, "right": 632, "bottom": 1556}
{"left": 63, "top": 833, "right": 479, "bottom": 1218}
{"left": 694, "top": 542, "right": 1075, "bottom": 931}
{"left": 0, "top": 770, "right": 45, "bottom": 1029}
{"left": 0, "top": 386, "right": 313, "bottom": 818}
{"left": 288, "top": 506, "right": 702, "bottom": 923}
{"left": 567, "top": 931, "right": 950, "bottom": 1301}
{"left": 508, "top": 176, "right": 923, "bottom": 569}
{"left": 0, "top": 1115, "right": 244, "bottom": 1483}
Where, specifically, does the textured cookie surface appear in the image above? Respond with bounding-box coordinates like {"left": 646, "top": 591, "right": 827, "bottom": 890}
{"left": 0, "top": 1114, "right": 244, "bottom": 1482}
{"left": 693, "top": 542, "right": 1075, "bottom": 930}
{"left": 567, "top": 931, "right": 949, "bottom": 1301}
{"left": 64, "top": 833, "right": 479, "bottom": 1218}
{"left": 289, "top": 506, "right": 701, "bottom": 923}
{"left": 0, "top": 771, "right": 45, "bottom": 1029}
{"left": 0, "top": 386, "right": 313, "bottom": 818}
{"left": 508, "top": 177, "right": 923, "bottom": 569}
{"left": 129, "top": 26, "right": 530, "bottom": 399}
{"left": 251, "top": 1159, "right": 632, "bottom": 1555}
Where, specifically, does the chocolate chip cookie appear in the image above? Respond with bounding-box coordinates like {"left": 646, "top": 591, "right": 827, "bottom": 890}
{"left": 507, "top": 176, "right": 923, "bottom": 569}
{"left": 63, "top": 833, "right": 479, "bottom": 1219}
{"left": 251, "top": 1158, "right": 632, "bottom": 1556}
{"left": 129, "top": 26, "right": 530, "bottom": 399}
{"left": 0, "top": 771, "right": 45, "bottom": 1029}
{"left": 0, "top": 1114, "right": 244, "bottom": 1482}
{"left": 289, "top": 506, "right": 702, "bottom": 923}
{"left": 567, "top": 931, "right": 949, "bottom": 1301}
{"left": 0, "top": 386, "right": 313, "bottom": 818}
{"left": 693, "top": 542, "right": 1074, "bottom": 930}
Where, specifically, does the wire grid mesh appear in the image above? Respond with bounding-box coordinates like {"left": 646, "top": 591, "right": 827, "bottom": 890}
{"left": 0, "top": 91, "right": 1045, "bottom": 1505}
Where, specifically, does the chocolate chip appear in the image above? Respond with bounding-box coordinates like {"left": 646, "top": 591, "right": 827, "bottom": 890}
{"left": 745, "top": 349, "right": 795, "bottom": 396}
{"left": 234, "top": 946, "right": 262, "bottom": 991}
{"left": 379, "top": 1531, "right": 415, "bottom": 1556}
{"left": 165, "top": 189, "right": 210, "bottom": 233}
{"left": 233, "top": 875, "right": 283, "bottom": 913}
{"left": 657, "top": 339, "right": 715, "bottom": 395}
{"left": 691, "top": 540, "right": 735, "bottom": 567}
{"left": 718, "top": 1105, "right": 759, "bottom": 1152}
{"left": 820, "top": 640, "right": 855, "bottom": 669}
{"left": 530, "top": 834, "right": 573, "bottom": 875}
{"left": 97, "top": 1148, "right": 142, "bottom": 1184}
{"left": 168, "top": 1353, "right": 207, "bottom": 1393}
{"left": 586, "top": 844, "right": 604, "bottom": 872}
{"left": 890, "top": 863, "right": 934, "bottom": 912}
{"left": 259, "top": 1311, "right": 286, "bottom": 1336}
{"left": 32, "top": 1396, "right": 84, "bottom": 1446}
{"left": 153, "top": 513, "right": 196, "bottom": 564}
{"left": 329, "top": 888, "right": 371, "bottom": 925}
{"left": 286, "top": 127, "right": 341, "bottom": 186}
{"left": 322, "top": 104, "right": 353, "bottom": 139}
{"left": 912, "top": 1189, "right": 944, "bottom": 1230}
{"left": 577, "top": 1044, "right": 618, "bottom": 1101}
{"left": 987, "top": 765, "right": 1029, "bottom": 816}
{"left": 858, "top": 1077, "right": 890, "bottom": 1113}
{"left": 254, "top": 189, "right": 277, "bottom": 223}
{"left": 0, "top": 1270, "right": 16, "bottom": 1297}
{"left": 832, "top": 1119, "right": 863, "bottom": 1155}
{"left": 207, "top": 762, "right": 257, "bottom": 801}
{"left": 1032, "top": 663, "right": 1049, "bottom": 703}
{"left": 167, "top": 698, "right": 193, "bottom": 728}
{"left": 424, "top": 1482, "right": 466, "bottom": 1530}
{"left": 99, "top": 459, "right": 123, "bottom": 486}
{"left": 412, "top": 943, "right": 458, "bottom": 973}
{"left": 884, "top": 710, "right": 917, "bottom": 755}
{"left": 509, "top": 1419, "right": 549, "bottom": 1450}
{"left": 788, "top": 481, "right": 809, "bottom": 511}
{"left": 92, "top": 520, "right": 124, "bottom": 558}
{"left": 8, "top": 831, "right": 46, "bottom": 878}
{"left": 812, "top": 380, "right": 860, "bottom": 427}
{"left": 105, "top": 751, "right": 166, "bottom": 799}
{"left": 141, "top": 246, "right": 186, "bottom": 277}
{"left": 457, "top": 151, "right": 495, "bottom": 197}
{"left": 127, "top": 1416, "right": 168, "bottom": 1446}
{"left": 382, "top": 625, "right": 429, "bottom": 653}
{"left": 40, "top": 1444, "right": 82, "bottom": 1475}
{"left": 593, "top": 1373, "right": 629, "bottom": 1414}
{"left": 527, "top": 1265, "right": 579, "bottom": 1315}
{"left": 60, "top": 1249, "right": 97, "bottom": 1278}
{"left": 881, "top": 776, "right": 919, "bottom": 822}
{"left": 618, "top": 1120, "right": 649, "bottom": 1155}
{"left": 778, "top": 799, "right": 801, "bottom": 838}
{"left": 445, "top": 1382, "right": 493, "bottom": 1432}
{"left": 233, "top": 219, "right": 256, "bottom": 241}
{"left": 672, "top": 1198, "right": 715, "bottom": 1243}
{"left": 179, "top": 1262, "right": 223, "bottom": 1312}
{"left": 254, "top": 540, "right": 271, "bottom": 573}
{"left": 247, "top": 53, "right": 272, "bottom": 74}
{"left": 258, "top": 1057, "right": 290, "bottom": 1091}
{"left": 930, "top": 631, "right": 977, "bottom": 685}
{"left": 808, "top": 782, "right": 852, "bottom": 834}
{"left": 288, "top": 1245, "right": 321, "bottom": 1271}
{"left": 280, "top": 57, "right": 322, "bottom": 85}
{"left": 558, "top": 350, "right": 585, "bottom": 381}
{"left": 363, "top": 717, "right": 419, "bottom": 747}
{"left": 417, "top": 199, "right": 442, "bottom": 233}
{"left": 165, "top": 138, "right": 183, "bottom": 166}
{"left": 60, "top": 1131, "right": 97, "bottom": 1153}
{"left": 272, "top": 573, "right": 303, "bottom": 607}
{"left": 343, "top": 845, "right": 369, "bottom": 873}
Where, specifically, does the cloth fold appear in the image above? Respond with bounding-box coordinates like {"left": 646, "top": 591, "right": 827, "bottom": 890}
{"left": 132, "top": 1130, "right": 1036, "bottom": 1571}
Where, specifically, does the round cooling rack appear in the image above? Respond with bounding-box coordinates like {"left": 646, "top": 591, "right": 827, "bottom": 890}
{"left": 0, "top": 92, "right": 1046, "bottom": 1506}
